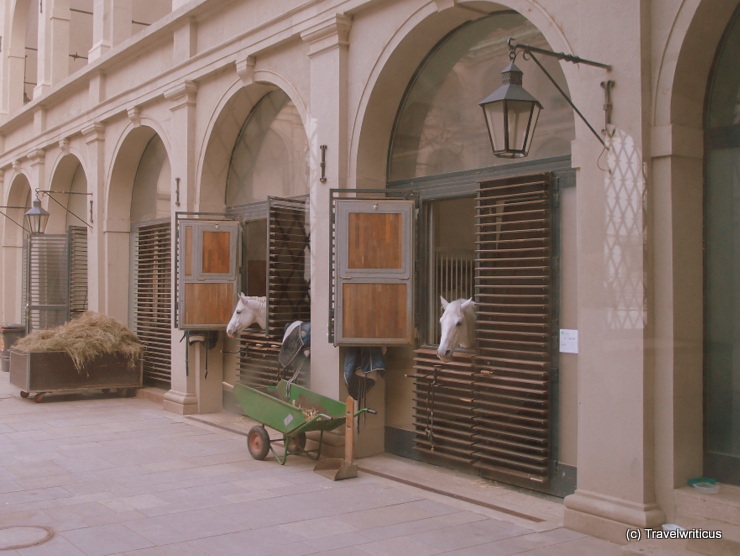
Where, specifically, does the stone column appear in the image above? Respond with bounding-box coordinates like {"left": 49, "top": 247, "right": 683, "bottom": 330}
{"left": 300, "top": 14, "right": 351, "bottom": 402}
{"left": 34, "top": 0, "right": 70, "bottom": 99}
{"left": 563, "top": 0, "right": 665, "bottom": 542}
{"left": 89, "top": 0, "right": 133, "bottom": 62}
{"left": 81, "top": 123, "right": 106, "bottom": 316}
{"left": 162, "top": 81, "right": 198, "bottom": 415}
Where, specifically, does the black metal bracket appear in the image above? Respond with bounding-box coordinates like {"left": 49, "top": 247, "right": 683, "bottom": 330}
{"left": 508, "top": 38, "right": 613, "bottom": 148}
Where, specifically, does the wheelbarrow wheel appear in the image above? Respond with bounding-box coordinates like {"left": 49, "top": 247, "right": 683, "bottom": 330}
{"left": 247, "top": 426, "right": 271, "bottom": 460}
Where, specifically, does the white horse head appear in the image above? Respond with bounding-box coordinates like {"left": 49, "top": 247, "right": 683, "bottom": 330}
{"left": 437, "top": 296, "right": 476, "bottom": 362}
{"left": 226, "top": 294, "right": 267, "bottom": 337}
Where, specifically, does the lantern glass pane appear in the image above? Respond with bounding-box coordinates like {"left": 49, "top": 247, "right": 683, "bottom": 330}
{"left": 507, "top": 100, "right": 541, "bottom": 155}
{"left": 482, "top": 101, "right": 507, "bottom": 153}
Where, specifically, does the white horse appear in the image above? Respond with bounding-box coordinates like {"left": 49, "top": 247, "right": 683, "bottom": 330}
{"left": 437, "top": 296, "right": 476, "bottom": 362}
{"left": 226, "top": 294, "right": 267, "bottom": 337}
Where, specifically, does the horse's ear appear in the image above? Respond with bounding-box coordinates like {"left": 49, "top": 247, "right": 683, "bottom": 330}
{"left": 440, "top": 296, "right": 449, "bottom": 308}
{"left": 239, "top": 292, "right": 247, "bottom": 301}
{"left": 462, "top": 298, "right": 475, "bottom": 308}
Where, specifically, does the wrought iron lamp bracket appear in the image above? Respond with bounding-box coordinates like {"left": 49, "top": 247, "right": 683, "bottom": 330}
{"left": 507, "top": 38, "right": 614, "bottom": 147}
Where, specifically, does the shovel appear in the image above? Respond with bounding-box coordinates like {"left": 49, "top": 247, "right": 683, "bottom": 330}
{"left": 313, "top": 396, "right": 359, "bottom": 480}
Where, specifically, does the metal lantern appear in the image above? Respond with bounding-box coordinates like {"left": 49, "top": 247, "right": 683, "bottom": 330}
{"left": 24, "top": 197, "right": 50, "bottom": 234}
{"left": 479, "top": 61, "right": 542, "bottom": 158}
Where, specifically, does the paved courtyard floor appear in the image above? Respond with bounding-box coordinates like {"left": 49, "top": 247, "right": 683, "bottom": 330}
{"left": 0, "top": 372, "right": 625, "bottom": 555}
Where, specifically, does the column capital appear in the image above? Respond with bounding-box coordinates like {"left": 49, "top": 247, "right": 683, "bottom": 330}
{"left": 164, "top": 81, "right": 198, "bottom": 110}
{"left": 82, "top": 122, "right": 105, "bottom": 143}
{"left": 27, "top": 148, "right": 46, "bottom": 166}
{"left": 300, "top": 14, "right": 352, "bottom": 56}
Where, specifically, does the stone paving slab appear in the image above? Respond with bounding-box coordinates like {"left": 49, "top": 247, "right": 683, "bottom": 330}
{"left": 0, "top": 373, "right": 625, "bottom": 555}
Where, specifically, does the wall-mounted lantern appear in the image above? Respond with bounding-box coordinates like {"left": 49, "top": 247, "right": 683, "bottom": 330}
{"left": 481, "top": 38, "right": 613, "bottom": 158}
{"left": 24, "top": 196, "right": 50, "bottom": 234}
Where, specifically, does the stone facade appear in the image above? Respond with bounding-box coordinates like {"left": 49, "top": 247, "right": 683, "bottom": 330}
{"left": 0, "top": 0, "right": 736, "bottom": 544}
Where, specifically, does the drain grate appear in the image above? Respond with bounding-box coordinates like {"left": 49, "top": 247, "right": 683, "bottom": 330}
{"left": 0, "top": 526, "right": 54, "bottom": 550}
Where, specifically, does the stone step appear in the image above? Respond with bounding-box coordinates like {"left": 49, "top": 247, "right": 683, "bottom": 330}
{"left": 676, "top": 484, "right": 740, "bottom": 527}
{"left": 622, "top": 484, "right": 740, "bottom": 556}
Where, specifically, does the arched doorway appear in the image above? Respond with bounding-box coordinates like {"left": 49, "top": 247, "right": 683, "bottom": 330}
{"left": 224, "top": 88, "right": 311, "bottom": 388}
{"left": 382, "top": 10, "right": 576, "bottom": 494}
{"left": 121, "top": 132, "right": 172, "bottom": 388}
{"left": 193, "top": 85, "right": 311, "bottom": 394}
{"left": 704, "top": 7, "right": 740, "bottom": 486}
{"left": 2, "top": 175, "right": 33, "bottom": 324}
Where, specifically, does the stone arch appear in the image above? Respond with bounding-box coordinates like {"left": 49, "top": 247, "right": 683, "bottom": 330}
{"left": 108, "top": 121, "right": 172, "bottom": 229}
{"left": 47, "top": 152, "right": 89, "bottom": 233}
{"left": 198, "top": 73, "right": 309, "bottom": 212}
{"left": 104, "top": 123, "right": 171, "bottom": 325}
{"left": 351, "top": 0, "right": 573, "bottom": 189}
{"left": 649, "top": 0, "right": 738, "bottom": 518}
{"left": 0, "top": 173, "right": 32, "bottom": 323}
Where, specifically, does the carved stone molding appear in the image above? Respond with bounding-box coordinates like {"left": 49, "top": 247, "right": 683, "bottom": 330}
{"left": 300, "top": 13, "right": 352, "bottom": 57}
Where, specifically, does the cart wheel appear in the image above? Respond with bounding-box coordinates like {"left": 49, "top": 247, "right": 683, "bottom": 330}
{"left": 33, "top": 393, "right": 45, "bottom": 403}
{"left": 247, "top": 426, "right": 271, "bottom": 460}
{"left": 288, "top": 432, "right": 307, "bottom": 453}
{"left": 20, "top": 391, "right": 29, "bottom": 398}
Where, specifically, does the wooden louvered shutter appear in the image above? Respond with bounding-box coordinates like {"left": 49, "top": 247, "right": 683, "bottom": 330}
{"left": 237, "top": 197, "right": 310, "bottom": 387}
{"left": 473, "top": 172, "right": 554, "bottom": 484}
{"left": 333, "top": 199, "right": 414, "bottom": 345}
{"left": 68, "top": 226, "right": 88, "bottom": 319}
{"left": 266, "top": 196, "right": 310, "bottom": 336}
{"left": 134, "top": 222, "right": 172, "bottom": 387}
{"left": 26, "top": 233, "right": 68, "bottom": 331}
{"left": 177, "top": 219, "right": 239, "bottom": 330}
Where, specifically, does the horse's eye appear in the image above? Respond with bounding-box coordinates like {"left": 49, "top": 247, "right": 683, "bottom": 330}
{"left": 236, "top": 310, "right": 241, "bottom": 315}
{"left": 456, "top": 321, "right": 462, "bottom": 327}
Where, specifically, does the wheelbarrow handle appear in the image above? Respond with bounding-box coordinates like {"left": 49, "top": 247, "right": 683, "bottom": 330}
{"left": 353, "top": 407, "right": 377, "bottom": 416}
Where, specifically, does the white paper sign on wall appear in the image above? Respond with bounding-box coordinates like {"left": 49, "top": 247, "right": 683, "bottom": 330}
{"left": 560, "top": 329, "right": 579, "bottom": 354}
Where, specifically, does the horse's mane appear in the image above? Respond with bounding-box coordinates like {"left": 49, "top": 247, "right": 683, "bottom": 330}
{"left": 242, "top": 295, "right": 266, "bottom": 308}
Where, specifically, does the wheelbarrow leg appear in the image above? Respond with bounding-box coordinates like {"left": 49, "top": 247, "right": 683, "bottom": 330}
{"left": 313, "top": 396, "right": 358, "bottom": 480}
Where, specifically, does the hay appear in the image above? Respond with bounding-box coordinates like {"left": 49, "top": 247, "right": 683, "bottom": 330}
{"left": 14, "top": 312, "right": 143, "bottom": 374}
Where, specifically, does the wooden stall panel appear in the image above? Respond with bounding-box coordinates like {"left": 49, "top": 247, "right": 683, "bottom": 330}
{"left": 177, "top": 219, "right": 239, "bottom": 330}
{"left": 183, "top": 225, "right": 193, "bottom": 277}
{"left": 202, "top": 231, "right": 231, "bottom": 274}
{"left": 342, "top": 283, "right": 408, "bottom": 340}
{"left": 333, "top": 199, "right": 414, "bottom": 345}
{"left": 348, "top": 213, "right": 403, "bottom": 269}
{"left": 183, "top": 283, "right": 234, "bottom": 325}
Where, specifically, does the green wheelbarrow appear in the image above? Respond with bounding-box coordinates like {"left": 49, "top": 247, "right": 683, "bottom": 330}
{"left": 230, "top": 380, "right": 375, "bottom": 470}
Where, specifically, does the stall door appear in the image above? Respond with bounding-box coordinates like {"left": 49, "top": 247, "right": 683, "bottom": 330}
{"left": 413, "top": 172, "right": 555, "bottom": 488}
{"left": 177, "top": 218, "right": 239, "bottom": 330}
{"left": 332, "top": 198, "right": 415, "bottom": 346}
{"left": 237, "top": 196, "right": 311, "bottom": 387}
